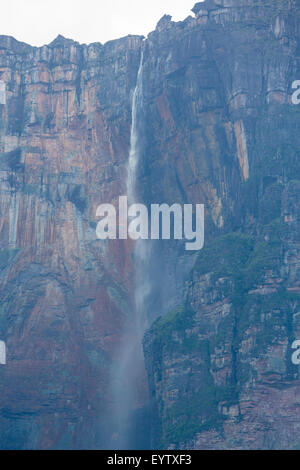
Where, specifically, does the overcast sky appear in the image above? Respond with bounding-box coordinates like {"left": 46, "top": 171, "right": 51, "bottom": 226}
{"left": 0, "top": 0, "right": 201, "bottom": 47}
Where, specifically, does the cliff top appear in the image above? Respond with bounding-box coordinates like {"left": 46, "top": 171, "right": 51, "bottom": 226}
{"left": 192, "top": 0, "right": 221, "bottom": 14}
{"left": 48, "top": 35, "right": 79, "bottom": 48}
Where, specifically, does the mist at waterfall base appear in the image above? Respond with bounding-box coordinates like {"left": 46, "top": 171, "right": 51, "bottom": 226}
{"left": 105, "top": 239, "right": 153, "bottom": 450}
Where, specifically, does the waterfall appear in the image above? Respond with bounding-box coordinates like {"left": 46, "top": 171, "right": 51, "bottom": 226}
{"left": 127, "top": 50, "right": 151, "bottom": 334}
{"left": 108, "top": 52, "right": 151, "bottom": 450}
{"left": 127, "top": 52, "right": 144, "bottom": 206}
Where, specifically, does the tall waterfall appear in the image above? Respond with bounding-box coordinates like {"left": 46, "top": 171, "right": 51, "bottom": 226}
{"left": 108, "top": 52, "right": 151, "bottom": 450}
{"left": 127, "top": 51, "right": 151, "bottom": 335}
{"left": 127, "top": 52, "right": 144, "bottom": 206}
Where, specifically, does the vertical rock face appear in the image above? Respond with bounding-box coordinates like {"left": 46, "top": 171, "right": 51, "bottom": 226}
{"left": 0, "top": 33, "right": 144, "bottom": 449}
{"left": 143, "top": 0, "right": 300, "bottom": 450}
{"left": 0, "top": 0, "right": 299, "bottom": 450}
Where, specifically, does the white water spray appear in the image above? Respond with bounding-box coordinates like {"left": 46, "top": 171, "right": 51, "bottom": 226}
{"left": 127, "top": 52, "right": 144, "bottom": 206}
{"left": 108, "top": 52, "right": 151, "bottom": 450}
{"left": 127, "top": 51, "right": 151, "bottom": 329}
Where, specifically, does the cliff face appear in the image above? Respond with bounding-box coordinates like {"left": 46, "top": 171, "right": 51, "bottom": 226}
{"left": 0, "top": 33, "right": 144, "bottom": 449}
{"left": 143, "top": 0, "right": 300, "bottom": 450}
{"left": 0, "top": 0, "right": 299, "bottom": 450}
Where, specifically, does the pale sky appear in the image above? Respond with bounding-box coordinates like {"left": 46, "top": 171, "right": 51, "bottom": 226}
{"left": 0, "top": 0, "right": 202, "bottom": 47}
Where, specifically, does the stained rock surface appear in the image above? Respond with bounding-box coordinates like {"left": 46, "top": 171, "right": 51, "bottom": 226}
{"left": 0, "top": 0, "right": 299, "bottom": 450}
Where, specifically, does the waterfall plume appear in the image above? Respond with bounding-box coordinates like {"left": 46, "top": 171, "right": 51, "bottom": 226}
{"left": 107, "top": 51, "right": 151, "bottom": 450}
